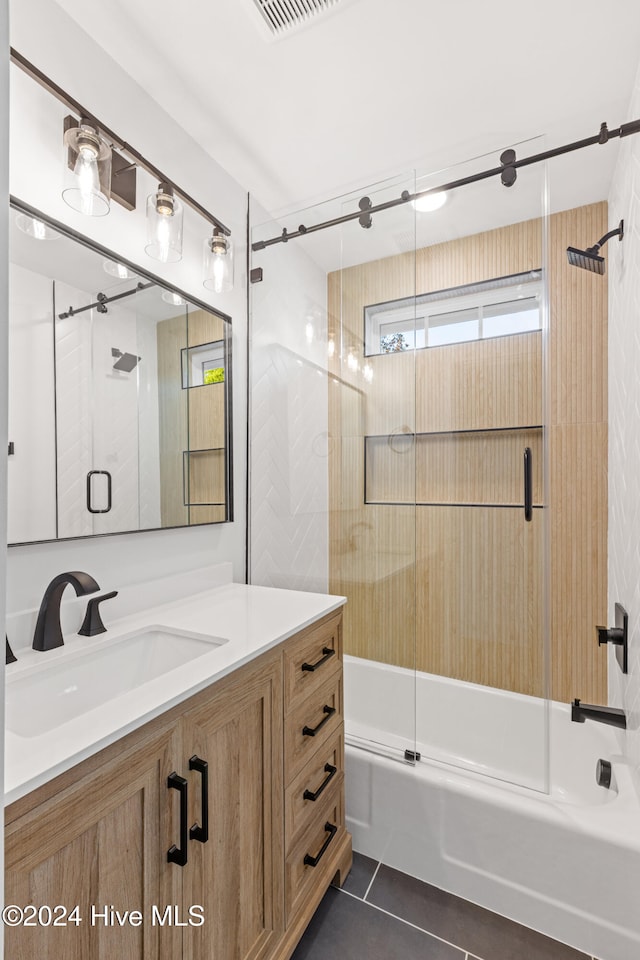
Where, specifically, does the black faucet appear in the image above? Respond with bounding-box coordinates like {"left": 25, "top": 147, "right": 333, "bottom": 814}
{"left": 571, "top": 698, "right": 627, "bottom": 729}
{"left": 6, "top": 636, "right": 16, "bottom": 664}
{"left": 33, "top": 571, "right": 101, "bottom": 652}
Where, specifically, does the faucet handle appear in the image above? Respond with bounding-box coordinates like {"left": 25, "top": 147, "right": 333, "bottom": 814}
{"left": 596, "top": 625, "right": 625, "bottom": 645}
{"left": 78, "top": 591, "right": 118, "bottom": 637}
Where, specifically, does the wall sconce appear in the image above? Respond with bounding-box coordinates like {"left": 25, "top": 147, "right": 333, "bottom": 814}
{"left": 145, "top": 182, "right": 184, "bottom": 263}
{"left": 203, "top": 228, "right": 234, "bottom": 293}
{"left": 62, "top": 117, "right": 112, "bottom": 217}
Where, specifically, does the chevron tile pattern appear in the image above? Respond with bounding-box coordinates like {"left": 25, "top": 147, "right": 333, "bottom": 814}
{"left": 608, "top": 61, "right": 640, "bottom": 776}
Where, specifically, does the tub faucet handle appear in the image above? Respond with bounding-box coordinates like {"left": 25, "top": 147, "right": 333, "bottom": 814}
{"left": 597, "top": 625, "right": 624, "bottom": 646}
{"left": 596, "top": 603, "right": 628, "bottom": 674}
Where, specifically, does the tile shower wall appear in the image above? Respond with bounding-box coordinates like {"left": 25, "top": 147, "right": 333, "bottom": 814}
{"left": 250, "top": 221, "right": 329, "bottom": 592}
{"left": 608, "top": 57, "right": 640, "bottom": 780}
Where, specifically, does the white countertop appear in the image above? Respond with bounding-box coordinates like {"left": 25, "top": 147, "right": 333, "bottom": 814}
{"left": 5, "top": 582, "right": 345, "bottom": 805}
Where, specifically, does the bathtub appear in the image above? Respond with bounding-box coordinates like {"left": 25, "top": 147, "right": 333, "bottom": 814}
{"left": 344, "top": 655, "right": 640, "bottom": 960}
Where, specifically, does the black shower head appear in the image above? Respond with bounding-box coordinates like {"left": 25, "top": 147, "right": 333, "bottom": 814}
{"left": 111, "top": 348, "right": 141, "bottom": 372}
{"left": 566, "top": 245, "right": 605, "bottom": 274}
{"left": 566, "top": 219, "right": 624, "bottom": 275}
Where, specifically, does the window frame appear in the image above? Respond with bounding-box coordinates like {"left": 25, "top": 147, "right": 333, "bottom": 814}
{"left": 364, "top": 270, "right": 542, "bottom": 357}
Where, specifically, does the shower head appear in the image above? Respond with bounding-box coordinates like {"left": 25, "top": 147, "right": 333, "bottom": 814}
{"left": 566, "top": 246, "right": 605, "bottom": 274}
{"left": 111, "top": 348, "right": 141, "bottom": 372}
{"left": 566, "top": 219, "right": 624, "bottom": 274}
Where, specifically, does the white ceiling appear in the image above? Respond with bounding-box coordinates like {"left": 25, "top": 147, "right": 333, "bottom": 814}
{"left": 50, "top": 0, "right": 640, "bottom": 225}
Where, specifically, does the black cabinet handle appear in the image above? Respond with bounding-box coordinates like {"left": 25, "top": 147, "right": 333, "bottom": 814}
{"left": 523, "top": 447, "right": 532, "bottom": 522}
{"left": 302, "top": 647, "right": 335, "bottom": 673}
{"left": 167, "top": 772, "right": 188, "bottom": 866}
{"left": 303, "top": 764, "right": 337, "bottom": 802}
{"left": 86, "top": 470, "right": 112, "bottom": 514}
{"left": 304, "top": 822, "right": 338, "bottom": 867}
{"left": 189, "top": 755, "right": 209, "bottom": 844}
{"left": 303, "top": 705, "right": 336, "bottom": 737}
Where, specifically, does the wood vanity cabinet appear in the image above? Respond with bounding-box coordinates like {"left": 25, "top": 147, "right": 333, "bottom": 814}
{"left": 4, "top": 608, "right": 351, "bottom": 960}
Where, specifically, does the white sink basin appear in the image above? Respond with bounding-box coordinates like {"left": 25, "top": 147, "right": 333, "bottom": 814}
{"left": 6, "top": 627, "right": 228, "bottom": 738}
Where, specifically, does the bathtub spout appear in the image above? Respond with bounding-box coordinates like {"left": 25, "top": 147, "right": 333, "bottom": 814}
{"left": 571, "top": 698, "right": 626, "bottom": 729}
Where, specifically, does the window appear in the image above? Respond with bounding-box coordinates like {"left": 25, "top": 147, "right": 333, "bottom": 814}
{"left": 365, "top": 271, "right": 542, "bottom": 356}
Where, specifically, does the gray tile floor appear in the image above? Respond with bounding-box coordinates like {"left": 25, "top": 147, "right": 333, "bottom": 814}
{"left": 292, "top": 852, "right": 599, "bottom": 960}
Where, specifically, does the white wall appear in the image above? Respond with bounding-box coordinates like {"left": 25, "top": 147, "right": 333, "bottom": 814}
{"left": 608, "top": 57, "right": 640, "bottom": 783}
{"left": 7, "top": 263, "right": 56, "bottom": 542}
{"left": 6, "top": 0, "right": 248, "bottom": 616}
{"left": 0, "top": 0, "right": 9, "bottom": 947}
{"left": 249, "top": 201, "right": 329, "bottom": 592}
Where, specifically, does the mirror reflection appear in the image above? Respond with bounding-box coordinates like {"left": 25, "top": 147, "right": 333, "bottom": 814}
{"left": 7, "top": 204, "right": 232, "bottom": 545}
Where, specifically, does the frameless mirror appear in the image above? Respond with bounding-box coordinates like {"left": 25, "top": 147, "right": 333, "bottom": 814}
{"left": 7, "top": 203, "right": 233, "bottom": 545}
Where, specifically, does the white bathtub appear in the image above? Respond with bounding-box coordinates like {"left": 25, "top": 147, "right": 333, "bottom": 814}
{"left": 344, "top": 656, "right": 640, "bottom": 960}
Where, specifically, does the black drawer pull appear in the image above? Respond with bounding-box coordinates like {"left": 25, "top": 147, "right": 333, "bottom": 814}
{"left": 167, "top": 772, "right": 188, "bottom": 866}
{"left": 189, "top": 755, "right": 209, "bottom": 844}
{"left": 303, "top": 763, "right": 337, "bottom": 802}
{"left": 302, "top": 647, "right": 335, "bottom": 672}
{"left": 304, "top": 822, "right": 338, "bottom": 867}
{"left": 303, "top": 705, "right": 336, "bottom": 737}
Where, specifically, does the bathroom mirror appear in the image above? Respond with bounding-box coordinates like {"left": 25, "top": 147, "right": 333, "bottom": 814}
{"left": 7, "top": 202, "right": 233, "bottom": 545}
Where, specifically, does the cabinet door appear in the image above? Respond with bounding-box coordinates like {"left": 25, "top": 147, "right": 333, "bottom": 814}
{"left": 5, "top": 724, "right": 182, "bottom": 960}
{"left": 182, "top": 653, "right": 284, "bottom": 960}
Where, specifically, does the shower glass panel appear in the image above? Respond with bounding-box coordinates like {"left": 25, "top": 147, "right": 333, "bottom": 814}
{"left": 250, "top": 139, "right": 549, "bottom": 791}
{"left": 53, "top": 278, "right": 189, "bottom": 538}
{"left": 250, "top": 172, "right": 419, "bottom": 762}
{"left": 411, "top": 140, "right": 549, "bottom": 792}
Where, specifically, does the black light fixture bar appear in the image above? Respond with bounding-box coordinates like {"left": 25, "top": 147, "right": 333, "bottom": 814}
{"left": 11, "top": 47, "right": 231, "bottom": 236}
{"left": 58, "top": 281, "right": 154, "bottom": 320}
{"left": 252, "top": 118, "right": 640, "bottom": 252}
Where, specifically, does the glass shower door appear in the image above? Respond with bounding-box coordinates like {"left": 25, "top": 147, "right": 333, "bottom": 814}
{"left": 250, "top": 172, "right": 419, "bottom": 762}
{"left": 411, "top": 142, "right": 549, "bottom": 792}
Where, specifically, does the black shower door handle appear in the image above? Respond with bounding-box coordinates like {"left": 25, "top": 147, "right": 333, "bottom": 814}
{"left": 523, "top": 447, "right": 532, "bottom": 522}
{"left": 86, "top": 470, "right": 112, "bottom": 514}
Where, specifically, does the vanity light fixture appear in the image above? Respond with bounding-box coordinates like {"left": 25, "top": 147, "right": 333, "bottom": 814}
{"left": 12, "top": 49, "right": 233, "bottom": 288}
{"left": 203, "top": 228, "right": 234, "bottom": 293}
{"left": 146, "top": 182, "right": 184, "bottom": 263}
{"left": 103, "top": 259, "right": 138, "bottom": 280}
{"left": 62, "top": 117, "right": 112, "bottom": 217}
{"left": 15, "top": 213, "right": 60, "bottom": 240}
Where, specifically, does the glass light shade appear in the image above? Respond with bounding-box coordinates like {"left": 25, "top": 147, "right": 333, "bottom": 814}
{"left": 62, "top": 122, "right": 112, "bottom": 217}
{"left": 103, "top": 259, "right": 137, "bottom": 280}
{"left": 203, "top": 230, "right": 234, "bottom": 293}
{"left": 145, "top": 186, "right": 183, "bottom": 263}
{"left": 15, "top": 214, "right": 60, "bottom": 240}
{"left": 161, "top": 290, "right": 187, "bottom": 306}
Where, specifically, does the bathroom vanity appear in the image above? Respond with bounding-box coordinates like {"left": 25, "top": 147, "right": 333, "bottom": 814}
{"left": 4, "top": 583, "right": 351, "bottom": 960}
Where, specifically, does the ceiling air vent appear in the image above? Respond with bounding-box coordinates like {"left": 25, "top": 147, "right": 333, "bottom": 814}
{"left": 247, "top": 0, "right": 348, "bottom": 40}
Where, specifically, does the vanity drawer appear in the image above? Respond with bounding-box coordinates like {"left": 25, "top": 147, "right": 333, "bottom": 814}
{"left": 285, "top": 725, "right": 344, "bottom": 849}
{"left": 284, "top": 611, "right": 342, "bottom": 710}
{"left": 285, "top": 671, "right": 343, "bottom": 781}
{"left": 285, "top": 785, "right": 344, "bottom": 925}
